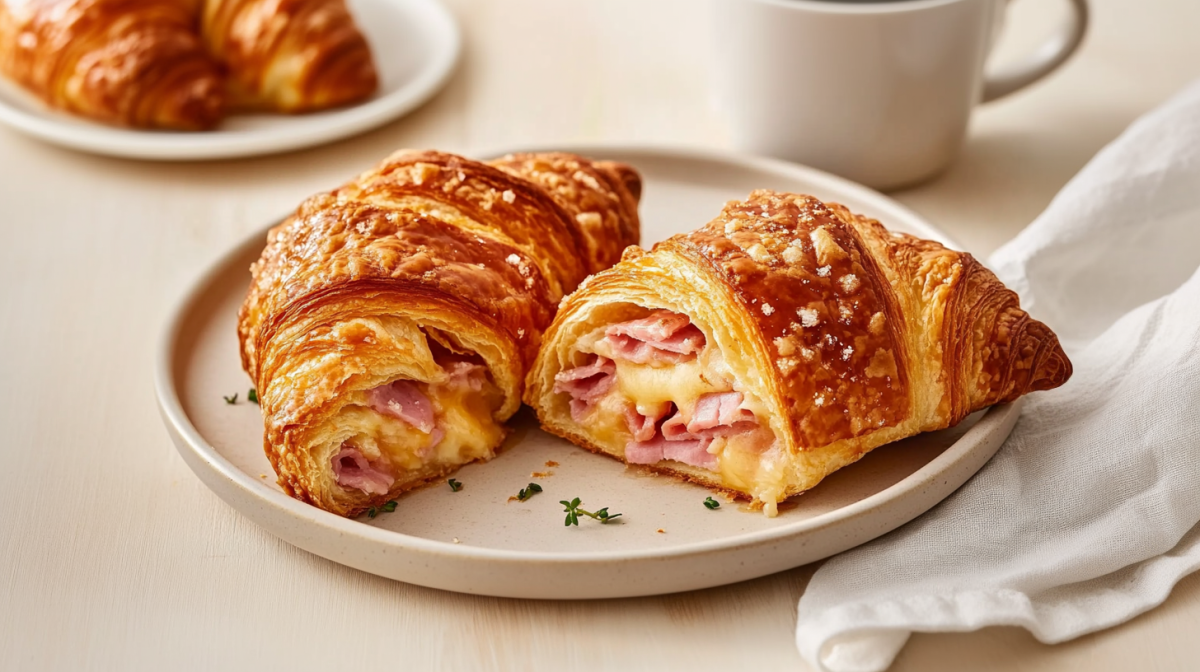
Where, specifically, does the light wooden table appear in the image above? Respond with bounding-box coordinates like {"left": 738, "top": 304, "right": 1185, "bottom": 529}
{"left": 2, "top": 1, "right": 1198, "bottom": 669}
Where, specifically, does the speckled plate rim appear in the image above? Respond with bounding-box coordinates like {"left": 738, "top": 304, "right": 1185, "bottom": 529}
{"left": 0, "top": 0, "right": 460, "bottom": 161}
{"left": 155, "top": 145, "right": 1020, "bottom": 597}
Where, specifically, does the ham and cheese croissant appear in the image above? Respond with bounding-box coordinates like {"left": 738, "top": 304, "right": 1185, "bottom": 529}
{"left": 200, "top": 0, "right": 377, "bottom": 113}
{"left": 0, "top": 0, "right": 225, "bottom": 129}
{"left": 527, "top": 190, "right": 1072, "bottom": 515}
{"left": 238, "top": 150, "right": 641, "bottom": 516}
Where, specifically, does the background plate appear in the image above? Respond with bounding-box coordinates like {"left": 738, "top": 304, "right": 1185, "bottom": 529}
{"left": 0, "top": 0, "right": 460, "bottom": 161}
{"left": 156, "top": 147, "right": 1019, "bottom": 599}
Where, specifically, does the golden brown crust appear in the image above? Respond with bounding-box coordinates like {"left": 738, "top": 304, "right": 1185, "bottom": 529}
{"left": 239, "top": 150, "right": 641, "bottom": 516}
{"left": 489, "top": 152, "right": 642, "bottom": 275}
{"left": 672, "top": 193, "right": 912, "bottom": 448}
{"left": 201, "top": 0, "right": 377, "bottom": 112}
{"left": 527, "top": 190, "right": 1071, "bottom": 508}
{"left": 0, "top": 0, "right": 225, "bottom": 129}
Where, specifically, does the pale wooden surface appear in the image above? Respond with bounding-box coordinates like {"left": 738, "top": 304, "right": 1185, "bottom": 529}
{"left": 2, "top": 0, "right": 1199, "bottom": 669}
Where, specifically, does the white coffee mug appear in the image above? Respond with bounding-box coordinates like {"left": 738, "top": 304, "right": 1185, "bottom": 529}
{"left": 711, "top": 0, "right": 1089, "bottom": 190}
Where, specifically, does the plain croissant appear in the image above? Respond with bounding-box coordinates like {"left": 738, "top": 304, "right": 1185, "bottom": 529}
{"left": 200, "top": 0, "right": 378, "bottom": 113}
{"left": 0, "top": 0, "right": 225, "bottom": 129}
{"left": 237, "top": 150, "right": 641, "bottom": 516}
{"left": 527, "top": 190, "right": 1072, "bottom": 515}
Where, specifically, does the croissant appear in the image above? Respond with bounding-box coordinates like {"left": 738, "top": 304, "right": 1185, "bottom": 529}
{"left": 200, "top": 0, "right": 377, "bottom": 113}
{"left": 0, "top": 0, "right": 225, "bottom": 129}
{"left": 238, "top": 150, "right": 641, "bottom": 516}
{"left": 527, "top": 190, "right": 1072, "bottom": 515}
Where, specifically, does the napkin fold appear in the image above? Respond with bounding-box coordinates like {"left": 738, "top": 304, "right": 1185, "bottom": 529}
{"left": 795, "top": 79, "right": 1200, "bottom": 672}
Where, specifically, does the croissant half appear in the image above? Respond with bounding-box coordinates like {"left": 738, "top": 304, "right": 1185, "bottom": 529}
{"left": 527, "top": 190, "right": 1071, "bottom": 515}
{"left": 201, "top": 0, "right": 378, "bottom": 112}
{"left": 0, "top": 0, "right": 225, "bottom": 129}
{"left": 238, "top": 151, "right": 641, "bottom": 516}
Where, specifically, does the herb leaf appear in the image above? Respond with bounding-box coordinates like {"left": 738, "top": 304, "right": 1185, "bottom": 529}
{"left": 247, "top": 388, "right": 259, "bottom": 404}
{"left": 448, "top": 478, "right": 463, "bottom": 492}
{"left": 382, "top": 500, "right": 397, "bottom": 513}
{"left": 561, "top": 497, "right": 622, "bottom": 526}
{"left": 516, "top": 482, "right": 543, "bottom": 502}
{"left": 223, "top": 393, "right": 238, "bottom": 405}
{"left": 367, "top": 507, "right": 378, "bottom": 519}
{"left": 704, "top": 497, "right": 721, "bottom": 510}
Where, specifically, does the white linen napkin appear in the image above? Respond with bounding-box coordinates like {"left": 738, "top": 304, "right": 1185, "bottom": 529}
{"left": 795, "top": 78, "right": 1200, "bottom": 672}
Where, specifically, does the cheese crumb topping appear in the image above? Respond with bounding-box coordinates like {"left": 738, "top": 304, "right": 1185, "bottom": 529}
{"left": 798, "top": 307, "right": 820, "bottom": 327}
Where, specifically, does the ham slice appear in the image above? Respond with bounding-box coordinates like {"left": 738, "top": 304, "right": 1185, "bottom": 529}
{"left": 687, "top": 392, "right": 758, "bottom": 433}
{"left": 627, "top": 392, "right": 760, "bottom": 470}
{"left": 602, "top": 310, "right": 706, "bottom": 364}
{"left": 623, "top": 402, "right": 673, "bottom": 442}
{"left": 332, "top": 445, "right": 395, "bottom": 495}
{"left": 664, "top": 438, "right": 718, "bottom": 470}
{"left": 625, "top": 435, "right": 717, "bottom": 470}
{"left": 553, "top": 356, "right": 616, "bottom": 422}
{"left": 368, "top": 379, "right": 436, "bottom": 433}
{"left": 444, "top": 361, "right": 487, "bottom": 392}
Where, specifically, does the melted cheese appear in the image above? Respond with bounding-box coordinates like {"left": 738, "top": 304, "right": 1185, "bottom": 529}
{"left": 611, "top": 357, "right": 724, "bottom": 412}
{"left": 334, "top": 377, "right": 504, "bottom": 474}
{"left": 587, "top": 391, "right": 637, "bottom": 455}
{"left": 571, "top": 316, "right": 788, "bottom": 514}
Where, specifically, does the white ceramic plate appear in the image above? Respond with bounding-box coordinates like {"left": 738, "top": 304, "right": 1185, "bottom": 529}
{"left": 0, "top": 0, "right": 460, "bottom": 161}
{"left": 156, "top": 147, "right": 1019, "bottom": 599}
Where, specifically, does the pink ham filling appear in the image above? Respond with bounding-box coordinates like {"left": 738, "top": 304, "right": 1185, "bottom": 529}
{"left": 554, "top": 312, "right": 763, "bottom": 472}
{"left": 332, "top": 445, "right": 395, "bottom": 496}
{"left": 661, "top": 391, "right": 758, "bottom": 439}
{"left": 368, "top": 379, "right": 436, "bottom": 433}
{"left": 600, "top": 310, "right": 706, "bottom": 364}
{"left": 553, "top": 356, "right": 616, "bottom": 422}
{"left": 444, "top": 360, "right": 488, "bottom": 393}
{"left": 337, "top": 362, "right": 486, "bottom": 494}
{"left": 625, "top": 392, "right": 759, "bottom": 471}
{"left": 624, "top": 402, "right": 672, "bottom": 442}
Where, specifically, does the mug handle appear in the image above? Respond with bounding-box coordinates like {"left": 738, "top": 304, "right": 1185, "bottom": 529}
{"left": 982, "top": 0, "right": 1089, "bottom": 102}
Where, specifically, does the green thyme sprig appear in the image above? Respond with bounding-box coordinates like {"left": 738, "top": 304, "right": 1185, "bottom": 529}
{"left": 516, "top": 482, "right": 542, "bottom": 502}
{"left": 703, "top": 497, "right": 721, "bottom": 510}
{"left": 448, "top": 478, "right": 463, "bottom": 492}
{"left": 247, "top": 388, "right": 259, "bottom": 404}
{"left": 560, "top": 497, "right": 622, "bottom": 526}
{"left": 366, "top": 500, "right": 398, "bottom": 519}
{"left": 222, "top": 393, "right": 238, "bottom": 405}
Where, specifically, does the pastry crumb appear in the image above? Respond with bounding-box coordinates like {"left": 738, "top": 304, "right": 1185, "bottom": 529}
{"left": 531, "top": 471, "right": 553, "bottom": 478}
{"left": 656, "top": 529, "right": 665, "bottom": 534}
{"left": 545, "top": 460, "right": 559, "bottom": 467}
{"left": 452, "top": 537, "right": 461, "bottom": 544}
